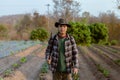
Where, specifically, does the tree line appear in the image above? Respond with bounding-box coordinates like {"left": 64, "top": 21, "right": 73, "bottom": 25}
{"left": 0, "top": 0, "right": 119, "bottom": 45}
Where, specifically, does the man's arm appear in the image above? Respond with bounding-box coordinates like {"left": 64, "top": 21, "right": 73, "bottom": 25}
{"left": 45, "top": 37, "right": 53, "bottom": 64}
{"left": 71, "top": 36, "right": 79, "bottom": 68}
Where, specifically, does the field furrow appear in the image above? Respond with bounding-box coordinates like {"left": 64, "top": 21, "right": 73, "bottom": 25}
{"left": 87, "top": 46, "right": 120, "bottom": 80}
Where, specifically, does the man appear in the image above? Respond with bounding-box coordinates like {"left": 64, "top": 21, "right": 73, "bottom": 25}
{"left": 45, "top": 18, "right": 79, "bottom": 80}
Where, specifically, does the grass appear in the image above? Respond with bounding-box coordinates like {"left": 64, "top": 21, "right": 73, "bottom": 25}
{"left": 96, "top": 64, "right": 110, "bottom": 77}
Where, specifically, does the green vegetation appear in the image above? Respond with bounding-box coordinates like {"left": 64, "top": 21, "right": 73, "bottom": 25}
{"left": 0, "top": 24, "right": 7, "bottom": 37}
{"left": 4, "top": 69, "right": 13, "bottom": 77}
{"left": 39, "top": 62, "right": 49, "bottom": 80}
{"left": 0, "top": 77, "right": 3, "bottom": 80}
{"left": 10, "top": 51, "right": 14, "bottom": 55}
{"left": 89, "top": 23, "right": 109, "bottom": 44}
{"left": 68, "top": 22, "right": 109, "bottom": 45}
{"left": 40, "top": 62, "right": 49, "bottom": 73}
{"left": 96, "top": 64, "right": 110, "bottom": 77}
{"left": 68, "top": 22, "right": 91, "bottom": 45}
{"left": 111, "top": 50, "right": 118, "bottom": 53}
{"left": 114, "top": 59, "right": 120, "bottom": 65}
{"left": 12, "top": 63, "right": 20, "bottom": 68}
{"left": 20, "top": 57, "right": 27, "bottom": 63}
{"left": 72, "top": 73, "right": 80, "bottom": 80}
{"left": 30, "top": 28, "right": 49, "bottom": 41}
{"left": 110, "top": 40, "right": 118, "bottom": 45}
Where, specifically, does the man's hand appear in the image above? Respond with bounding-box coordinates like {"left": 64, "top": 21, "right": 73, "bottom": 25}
{"left": 72, "top": 68, "right": 78, "bottom": 74}
{"left": 47, "top": 59, "right": 51, "bottom": 64}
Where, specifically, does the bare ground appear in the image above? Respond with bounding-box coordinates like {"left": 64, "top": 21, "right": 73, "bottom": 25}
{"left": 0, "top": 45, "right": 120, "bottom": 80}
{"left": 86, "top": 46, "right": 120, "bottom": 80}
{"left": 0, "top": 44, "right": 41, "bottom": 74}
{"left": 0, "top": 44, "right": 46, "bottom": 80}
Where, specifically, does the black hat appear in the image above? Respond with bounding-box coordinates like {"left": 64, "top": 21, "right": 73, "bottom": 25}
{"left": 55, "top": 18, "right": 71, "bottom": 28}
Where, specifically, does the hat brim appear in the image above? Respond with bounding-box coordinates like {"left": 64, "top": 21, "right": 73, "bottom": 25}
{"left": 55, "top": 22, "right": 71, "bottom": 28}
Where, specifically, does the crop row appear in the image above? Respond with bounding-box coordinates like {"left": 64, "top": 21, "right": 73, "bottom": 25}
{"left": 0, "top": 40, "right": 41, "bottom": 58}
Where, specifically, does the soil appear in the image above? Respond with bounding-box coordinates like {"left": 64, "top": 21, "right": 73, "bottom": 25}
{"left": 0, "top": 44, "right": 46, "bottom": 80}
{"left": 0, "top": 45, "right": 120, "bottom": 80}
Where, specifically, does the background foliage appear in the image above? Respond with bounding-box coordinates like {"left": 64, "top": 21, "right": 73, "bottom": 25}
{"left": 0, "top": 24, "right": 7, "bottom": 38}
{"left": 30, "top": 28, "right": 49, "bottom": 41}
{"left": 68, "top": 22, "right": 109, "bottom": 45}
{"left": 68, "top": 22, "right": 91, "bottom": 45}
{"left": 89, "top": 23, "right": 109, "bottom": 44}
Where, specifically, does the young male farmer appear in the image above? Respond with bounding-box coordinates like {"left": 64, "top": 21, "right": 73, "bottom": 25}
{"left": 45, "top": 18, "right": 79, "bottom": 80}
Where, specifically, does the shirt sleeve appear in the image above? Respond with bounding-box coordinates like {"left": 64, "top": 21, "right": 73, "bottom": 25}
{"left": 71, "top": 36, "right": 79, "bottom": 68}
{"left": 45, "top": 37, "right": 54, "bottom": 60}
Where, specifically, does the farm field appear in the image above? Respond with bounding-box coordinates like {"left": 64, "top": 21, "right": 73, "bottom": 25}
{"left": 0, "top": 41, "right": 120, "bottom": 80}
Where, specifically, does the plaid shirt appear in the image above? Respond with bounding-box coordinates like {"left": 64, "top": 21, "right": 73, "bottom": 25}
{"left": 45, "top": 33, "right": 79, "bottom": 73}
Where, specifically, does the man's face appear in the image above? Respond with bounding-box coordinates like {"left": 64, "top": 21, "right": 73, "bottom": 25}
{"left": 58, "top": 24, "right": 68, "bottom": 34}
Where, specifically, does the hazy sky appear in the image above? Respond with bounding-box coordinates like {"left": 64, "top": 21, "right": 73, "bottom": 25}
{"left": 0, "top": 0, "right": 119, "bottom": 17}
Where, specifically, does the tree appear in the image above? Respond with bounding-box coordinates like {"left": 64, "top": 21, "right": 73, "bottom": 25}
{"left": 89, "top": 23, "right": 109, "bottom": 44}
{"left": 30, "top": 28, "right": 49, "bottom": 41}
{"left": 99, "top": 12, "right": 119, "bottom": 41}
{"left": 52, "top": 0, "right": 81, "bottom": 21}
{"left": 0, "top": 24, "right": 7, "bottom": 38}
{"left": 15, "top": 14, "right": 32, "bottom": 39}
{"left": 32, "top": 11, "right": 48, "bottom": 28}
{"left": 17, "top": 14, "right": 31, "bottom": 31}
{"left": 81, "top": 11, "right": 90, "bottom": 23}
{"left": 116, "top": 0, "right": 120, "bottom": 9}
{"left": 68, "top": 22, "right": 91, "bottom": 45}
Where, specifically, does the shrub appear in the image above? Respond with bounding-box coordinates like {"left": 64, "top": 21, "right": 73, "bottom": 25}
{"left": 0, "top": 24, "right": 7, "bottom": 37}
{"left": 68, "top": 22, "right": 91, "bottom": 45}
{"left": 89, "top": 23, "right": 109, "bottom": 44}
{"left": 111, "top": 40, "right": 118, "bottom": 45}
{"left": 30, "top": 28, "right": 49, "bottom": 41}
{"left": 104, "top": 42, "right": 111, "bottom": 46}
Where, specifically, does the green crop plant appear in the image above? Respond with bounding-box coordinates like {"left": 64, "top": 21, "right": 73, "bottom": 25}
{"left": 10, "top": 51, "right": 14, "bottom": 55}
{"left": 4, "top": 69, "right": 13, "bottom": 77}
{"left": 72, "top": 73, "right": 80, "bottom": 80}
{"left": 20, "top": 57, "right": 27, "bottom": 63}
{"left": 112, "top": 50, "right": 118, "bottom": 53}
{"left": 12, "top": 63, "right": 20, "bottom": 68}
{"left": 114, "top": 59, "right": 120, "bottom": 65}
{"left": 0, "top": 77, "right": 3, "bottom": 80}
{"left": 40, "top": 63, "right": 49, "bottom": 73}
{"left": 40, "top": 67, "right": 48, "bottom": 73}
{"left": 97, "top": 64, "right": 110, "bottom": 77}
